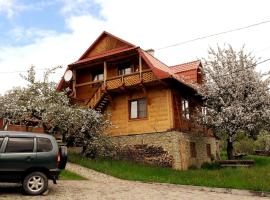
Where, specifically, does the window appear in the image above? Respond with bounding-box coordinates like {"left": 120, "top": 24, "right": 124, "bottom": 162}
{"left": 190, "top": 142, "right": 197, "bottom": 158}
{"left": 37, "top": 138, "right": 53, "bottom": 152}
{"left": 118, "top": 63, "right": 133, "bottom": 75}
{"left": 5, "top": 138, "right": 34, "bottom": 153}
{"left": 206, "top": 144, "right": 211, "bottom": 158}
{"left": 182, "top": 99, "right": 190, "bottom": 120}
{"left": 92, "top": 72, "right": 104, "bottom": 81}
{"left": 0, "top": 137, "right": 3, "bottom": 147}
{"left": 129, "top": 98, "right": 147, "bottom": 119}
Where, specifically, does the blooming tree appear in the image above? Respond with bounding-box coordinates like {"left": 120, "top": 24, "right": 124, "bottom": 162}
{"left": 199, "top": 46, "right": 270, "bottom": 159}
{"left": 0, "top": 66, "right": 111, "bottom": 156}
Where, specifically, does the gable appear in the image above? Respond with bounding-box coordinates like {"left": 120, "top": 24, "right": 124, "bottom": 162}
{"left": 79, "top": 31, "right": 136, "bottom": 60}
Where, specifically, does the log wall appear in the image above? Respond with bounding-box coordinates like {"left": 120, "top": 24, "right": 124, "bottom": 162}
{"left": 106, "top": 87, "right": 174, "bottom": 136}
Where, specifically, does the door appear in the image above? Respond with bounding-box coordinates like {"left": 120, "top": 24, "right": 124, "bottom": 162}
{"left": 0, "top": 137, "right": 36, "bottom": 180}
{"left": 35, "top": 137, "right": 57, "bottom": 169}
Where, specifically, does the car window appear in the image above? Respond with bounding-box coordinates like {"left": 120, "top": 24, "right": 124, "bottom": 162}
{"left": 37, "top": 138, "right": 53, "bottom": 152}
{"left": 5, "top": 137, "right": 34, "bottom": 153}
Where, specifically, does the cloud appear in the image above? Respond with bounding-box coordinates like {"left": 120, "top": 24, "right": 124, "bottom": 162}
{"left": 0, "top": 0, "right": 20, "bottom": 18}
{"left": 0, "top": 0, "right": 57, "bottom": 19}
{"left": 9, "top": 27, "right": 57, "bottom": 43}
{"left": 60, "top": 0, "right": 103, "bottom": 19}
{"left": 0, "top": 0, "right": 32, "bottom": 19}
{"left": 0, "top": 0, "right": 270, "bottom": 94}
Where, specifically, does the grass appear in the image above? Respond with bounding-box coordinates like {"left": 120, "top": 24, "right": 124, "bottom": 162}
{"left": 60, "top": 169, "right": 87, "bottom": 180}
{"left": 68, "top": 152, "right": 270, "bottom": 192}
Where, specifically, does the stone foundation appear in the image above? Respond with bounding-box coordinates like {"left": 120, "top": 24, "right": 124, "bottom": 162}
{"left": 111, "top": 131, "right": 219, "bottom": 170}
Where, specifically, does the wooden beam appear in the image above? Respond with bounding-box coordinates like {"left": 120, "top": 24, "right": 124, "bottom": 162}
{"left": 104, "top": 61, "right": 107, "bottom": 85}
{"left": 72, "top": 70, "right": 76, "bottom": 98}
{"left": 140, "top": 83, "right": 147, "bottom": 94}
{"left": 139, "top": 83, "right": 151, "bottom": 105}
{"left": 139, "top": 55, "right": 142, "bottom": 78}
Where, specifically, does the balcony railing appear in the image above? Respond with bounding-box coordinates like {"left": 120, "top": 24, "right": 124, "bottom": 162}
{"left": 106, "top": 69, "right": 156, "bottom": 90}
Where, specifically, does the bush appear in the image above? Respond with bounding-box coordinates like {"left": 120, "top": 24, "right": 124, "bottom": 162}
{"left": 234, "top": 137, "right": 255, "bottom": 154}
{"left": 83, "top": 136, "right": 117, "bottom": 159}
{"left": 254, "top": 131, "right": 270, "bottom": 151}
{"left": 201, "top": 162, "right": 221, "bottom": 170}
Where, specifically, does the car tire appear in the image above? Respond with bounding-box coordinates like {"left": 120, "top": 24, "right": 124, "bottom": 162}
{"left": 22, "top": 172, "right": 48, "bottom": 195}
{"left": 59, "top": 146, "right": 68, "bottom": 169}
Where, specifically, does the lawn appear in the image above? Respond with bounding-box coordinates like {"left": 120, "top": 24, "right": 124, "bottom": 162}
{"left": 60, "top": 169, "right": 87, "bottom": 180}
{"left": 68, "top": 152, "right": 270, "bottom": 192}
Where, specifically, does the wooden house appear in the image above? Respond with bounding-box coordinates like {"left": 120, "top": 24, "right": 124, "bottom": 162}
{"left": 57, "top": 31, "right": 219, "bottom": 169}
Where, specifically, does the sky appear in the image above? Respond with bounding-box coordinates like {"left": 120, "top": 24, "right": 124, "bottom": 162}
{"left": 0, "top": 0, "right": 270, "bottom": 94}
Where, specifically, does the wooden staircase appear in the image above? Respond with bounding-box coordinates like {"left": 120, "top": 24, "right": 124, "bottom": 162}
{"left": 87, "top": 84, "right": 110, "bottom": 111}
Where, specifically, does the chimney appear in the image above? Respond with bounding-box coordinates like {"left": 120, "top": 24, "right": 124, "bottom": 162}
{"left": 145, "top": 49, "right": 155, "bottom": 56}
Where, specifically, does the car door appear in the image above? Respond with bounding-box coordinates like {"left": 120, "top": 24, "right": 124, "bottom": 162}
{"left": 0, "top": 137, "right": 36, "bottom": 179}
{"left": 35, "top": 137, "right": 57, "bottom": 169}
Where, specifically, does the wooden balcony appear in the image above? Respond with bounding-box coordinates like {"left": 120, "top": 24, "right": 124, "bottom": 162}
{"left": 106, "top": 69, "right": 156, "bottom": 90}
{"left": 85, "top": 70, "right": 157, "bottom": 110}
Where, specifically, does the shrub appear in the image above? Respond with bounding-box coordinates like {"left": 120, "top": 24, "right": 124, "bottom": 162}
{"left": 83, "top": 136, "right": 117, "bottom": 159}
{"left": 234, "top": 137, "right": 255, "bottom": 154}
{"left": 201, "top": 162, "right": 221, "bottom": 170}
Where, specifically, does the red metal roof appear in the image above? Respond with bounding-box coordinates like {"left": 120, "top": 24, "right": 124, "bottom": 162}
{"left": 171, "top": 60, "right": 201, "bottom": 73}
{"left": 139, "top": 50, "right": 197, "bottom": 89}
{"left": 139, "top": 49, "right": 171, "bottom": 79}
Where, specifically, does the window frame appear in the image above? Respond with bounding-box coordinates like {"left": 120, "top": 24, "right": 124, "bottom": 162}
{"left": 128, "top": 98, "right": 147, "bottom": 120}
{"left": 201, "top": 106, "right": 207, "bottom": 122}
{"left": 182, "top": 98, "right": 190, "bottom": 120}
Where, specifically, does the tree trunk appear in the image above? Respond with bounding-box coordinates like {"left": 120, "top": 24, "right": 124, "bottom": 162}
{"left": 82, "top": 145, "right": 86, "bottom": 154}
{"left": 227, "top": 138, "right": 234, "bottom": 160}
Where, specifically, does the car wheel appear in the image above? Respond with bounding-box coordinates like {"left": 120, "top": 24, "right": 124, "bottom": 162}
{"left": 22, "top": 172, "right": 48, "bottom": 195}
{"left": 59, "top": 146, "right": 68, "bottom": 169}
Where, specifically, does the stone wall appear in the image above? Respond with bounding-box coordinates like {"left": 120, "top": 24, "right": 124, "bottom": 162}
{"left": 111, "top": 131, "right": 219, "bottom": 170}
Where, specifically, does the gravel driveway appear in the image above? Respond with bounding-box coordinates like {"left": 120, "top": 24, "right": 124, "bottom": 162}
{"left": 0, "top": 163, "right": 269, "bottom": 200}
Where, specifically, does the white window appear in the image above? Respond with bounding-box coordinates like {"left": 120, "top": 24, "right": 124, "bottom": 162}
{"left": 182, "top": 99, "right": 190, "bottom": 120}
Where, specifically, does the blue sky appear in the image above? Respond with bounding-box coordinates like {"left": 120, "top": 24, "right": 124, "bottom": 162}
{"left": 0, "top": 0, "right": 270, "bottom": 94}
{"left": 0, "top": 0, "right": 103, "bottom": 46}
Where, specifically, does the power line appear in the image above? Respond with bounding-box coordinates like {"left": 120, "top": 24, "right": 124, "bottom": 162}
{"left": 156, "top": 20, "right": 270, "bottom": 51}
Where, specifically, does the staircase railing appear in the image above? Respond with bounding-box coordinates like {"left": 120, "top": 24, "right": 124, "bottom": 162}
{"left": 87, "top": 85, "right": 105, "bottom": 109}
